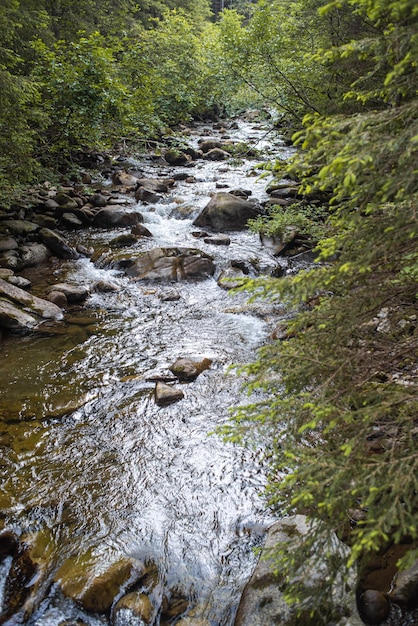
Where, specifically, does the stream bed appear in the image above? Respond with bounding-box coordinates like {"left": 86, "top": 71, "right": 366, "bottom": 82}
{"left": 0, "top": 118, "right": 295, "bottom": 625}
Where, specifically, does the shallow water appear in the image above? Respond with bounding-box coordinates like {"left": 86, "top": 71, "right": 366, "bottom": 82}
{"left": 0, "top": 120, "right": 292, "bottom": 625}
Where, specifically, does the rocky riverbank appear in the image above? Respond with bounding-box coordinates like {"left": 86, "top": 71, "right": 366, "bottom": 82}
{"left": 1, "top": 116, "right": 417, "bottom": 626}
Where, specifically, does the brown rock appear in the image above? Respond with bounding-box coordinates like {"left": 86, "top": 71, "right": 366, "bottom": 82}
{"left": 55, "top": 553, "right": 144, "bottom": 614}
{"left": 169, "top": 357, "right": 212, "bottom": 382}
{"left": 155, "top": 382, "right": 184, "bottom": 406}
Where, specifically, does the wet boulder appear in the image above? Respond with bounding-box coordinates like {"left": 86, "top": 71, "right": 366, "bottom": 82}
{"left": 193, "top": 193, "right": 263, "bottom": 232}
{"left": 3, "top": 220, "right": 39, "bottom": 237}
{"left": 93, "top": 208, "right": 144, "bottom": 228}
{"left": 47, "top": 283, "right": 90, "bottom": 303}
{"left": 136, "top": 178, "right": 175, "bottom": 193}
{"left": 134, "top": 187, "right": 163, "bottom": 204}
{"left": 131, "top": 223, "right": 153, "bottom": 238}
{"left": 0, "top": 277, "right": 63, "bottom": 332}
{"left": 198, "top": 139, "right": 224, "bottom": 153}
{"left": 55, "top": 552, "right": 145, "bottom": 614}
{"left": 389, "top": 558, "right": 418, "bottom": 608}
{"left": 20, "top": 243, "right": 51, "bottom": 267}
{"left": 0, "top": 236, "right": 18, "bottom": 252}
{"left": 203, "top": 234, "right": 231, "bottom": 246}
{"left": 217, "top": 264, "right": 247, "bottom": 290}
{"left": 155, "top": 381, "right": 184, "bottom": 406}
{"left": 113, "top": 592, "right": 154, "bottom": 625}
{"left": 235, "top": 515, "right": 362, "bottom": 626}
{"left": 112, "top": 171, "right": 139, "bottom": 187}
{"left": 38, "top": 227, "right": 79, "bottom": 259}
{"left": 0, "top": 530, "right": 55, "bottom": 623}
{"left": 163, "top": 149, "right": 191, "bottom": 166}
{"left": 88, "top": 193, "right": 108, "bottom": 208}
{"left": 169, "top": 357, "right": 212, "bottom": 382}
{"left": 124, "top": 247, "right": 215, "bottom": 282}
{"left": 202, "top": 148, "right": 230, "bottom": 161}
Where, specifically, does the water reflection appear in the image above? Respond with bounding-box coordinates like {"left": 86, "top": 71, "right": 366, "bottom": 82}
{"left": 0, "top": 120, "right": 287, "bottom": 625}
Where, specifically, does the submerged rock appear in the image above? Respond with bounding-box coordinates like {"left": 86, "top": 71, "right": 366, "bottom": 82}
{"left": 0, "top": 530, "right": 55, "bottom": 623}
{"left": 55, "top": 552, "right": 144, "bottom": 614}
{"left": 113, "top": 592, "right": 154, "bottom": 625}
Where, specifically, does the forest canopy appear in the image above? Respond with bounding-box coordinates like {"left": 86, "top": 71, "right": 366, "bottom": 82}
{"left": 1, "top": 0, "right": 417, "bottom": 621}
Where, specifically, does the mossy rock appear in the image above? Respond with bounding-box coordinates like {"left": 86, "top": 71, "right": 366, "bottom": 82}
{"left": 55, "top": 550, "right": 145, "bottom": 613}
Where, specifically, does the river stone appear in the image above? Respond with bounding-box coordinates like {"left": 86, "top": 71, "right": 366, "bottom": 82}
{"left": 389, "top": 558, "right": 418, "bottom": 607}
{"left": 20, "top": 243, "right": 51, "bottom": 267}
{"left": 110, "top": 233, "right": 138, "bottom": 247}
{"left": 155, "top": 381, "right": 184, "bottom": 406}
{"left": 3, "top": 220, "right": 39, "bottom": 236}
{"left": 55, "top": 553, "right": 144, "bottom": 614}
{"left": 0, "top": 299, "right": 39, "bottom": 331}
{"left": 125, "top": 247, "right": 215, "bottom": 282}
{"left": 198, "top": 139, "right": 224, "bottom": 153}
{"left": 94, "top": 280, "right": 121, "bottom": 293}
{"left": 47, "top": 283, "right": 89, "bottom": 303}
{"left": 112, "top": 171, "right": 139, "bottom": 187}
{"left": 203, "top": 234, "right": 231, "bottom": 246}
{"left": 234, "top": 515, "right": 363, "bottom": 626}
{"left": 217, "top": 265, "right": 247, "bottom": 290}
{"left": 134, "top": 187, "right": 163, "bottom": 204}
{"left": 0, "top": 268, "right": 13, "bottom": 276}
{"left": 0, "top": 250, "right": 23, "bottom": 271}
{"left": 7, "top": 275, "right": 31, "bottom": 289}
{"left": 113, "top": 592, "right": 154, "bottom": 625}
{"left": 135, "top": 178, "right": 174, "bottom": 193}
{"left": 169, "top": 357, "right": 212, "bottom": 382}
{"left": 0, "top": 530, "right": 55, "bottom": 623}
{"left": 0, "top": 237, "right": 18, "bottom": 252}
{"left": 89, "top": 193, "right": 108, "bottom": 208}
{"left": 93, "top": 207, "right": 144, "bottom": 228}
{"left": 131, "top": 223, "right": 153, "bottom": 237}
{"left": 358, "top": 590, "right": 390, "bottom": 624}
{"left": 193, "top": 193, "right": 263, "bottom": 232}
{"left": 163, "top": 149, "right": 190, "bottom": 166}
{"left": 203, "top": 148, "right": 230, "bottom": 161}
{"left": 47, "top": 290, "right": 68, "bottom": 308}
{"left": 60, "top": 212, "right": 84, "bottom": 229}
{"left": 39, "top": 228, "right": 79, "bottom": 259}
{"left": 0, "top": 531, "right": 18, "bottom": 556}
{"left": 0, "top": 277, "right": 63, "bottom": 323}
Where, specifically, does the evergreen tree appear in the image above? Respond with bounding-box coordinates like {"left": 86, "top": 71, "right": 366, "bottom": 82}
{"left": 223, "top": 0, "right": 418, "bottom": 619}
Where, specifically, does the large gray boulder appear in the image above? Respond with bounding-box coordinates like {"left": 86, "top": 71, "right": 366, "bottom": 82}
{"left": 124, "top": 247, "right": 215, "bottom": 282}
{"left": 193, "top": 193, "right": 263, "bottom": 232}
{"left": 93, "top": 208, "right": 144, "bottom": 228}
{"left": 235, "top": 515, "right": 363, "bottom": 626}
{"left": 0, "top": 277, "right": 63, "bottom": 331}
{"left": 38, "top": 228, "right": 79, "bottom": 259}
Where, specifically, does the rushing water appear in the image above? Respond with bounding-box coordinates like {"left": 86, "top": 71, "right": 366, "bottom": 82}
{"left": 0, "top": 119, "right": 294, "bottom": 625}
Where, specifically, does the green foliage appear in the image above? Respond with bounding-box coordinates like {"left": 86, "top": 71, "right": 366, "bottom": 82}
{"left": 249, "top": 203, "right": 329, "bottom": 245}
{"left": 33, "top": 33, "right": 132, "bottom": 159}
{"left": 221, "top": 0, "right": 418, "bottom": 618}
